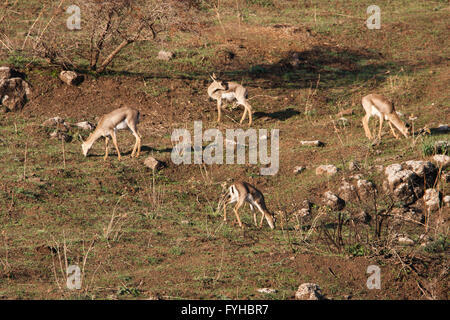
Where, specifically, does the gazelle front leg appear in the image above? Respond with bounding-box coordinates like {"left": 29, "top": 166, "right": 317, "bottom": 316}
{"left": 377, "top": 115, "right": 384, "bottom": 141}
{"left": 217, "top": 99, "right": 222, "bottom": 123}
{"left": 362, "top": 114, "right": 373, "bottom": 140}
{"left": 388, "top": 121, "right": 400, "bottom": 139}
{"left": 233, "top": 200, "right": 244, "bottom": 228}
{"left": 104, "top": 136, "right": 110, "bottom": 161}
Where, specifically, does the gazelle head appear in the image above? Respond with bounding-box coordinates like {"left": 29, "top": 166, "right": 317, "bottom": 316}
{"left": 79, "top": 134, "right": 91, "bottom": 157}
{"left": 209, "top": 73, "right": 228, "bottom": 92}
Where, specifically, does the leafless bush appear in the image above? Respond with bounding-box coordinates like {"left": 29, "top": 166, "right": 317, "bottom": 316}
{"left": 7, "top": 0, "right": 196, "bottom": 72}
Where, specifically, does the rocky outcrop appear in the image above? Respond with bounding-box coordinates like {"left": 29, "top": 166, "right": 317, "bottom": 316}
{"left": 0, "top": 67, "right": 32, "bottom": 111}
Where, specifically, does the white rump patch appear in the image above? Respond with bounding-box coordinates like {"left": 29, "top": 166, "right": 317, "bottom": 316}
{"left": 115, "top": 120, "right": 128, "bottom": 130}
{"left": 222, "top": 92, "right": 236, "bottom": 102}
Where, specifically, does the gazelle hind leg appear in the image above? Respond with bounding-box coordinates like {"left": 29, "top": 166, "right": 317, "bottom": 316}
{"left": 217, "top": 99, "right": 222, "bottom": 123}
{"left": 111, "top": 131, "right": 121, "bottom": 161}
{"left": 233, "top": 198, "right": 245, "bottom": 228}
{"left": 129, "top": 126, "right": 141, "bottom": 157}
{"left": 362, "top": 115, "right": 372, "bottom": 140}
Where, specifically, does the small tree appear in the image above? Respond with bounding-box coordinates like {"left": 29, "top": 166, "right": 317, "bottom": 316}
{"left": 22, "top": 0, "right": 194, "bottom": 72}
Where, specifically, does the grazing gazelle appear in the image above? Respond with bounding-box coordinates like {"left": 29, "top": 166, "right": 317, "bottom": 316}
{"left": 223, "top": 181, "right": 275, "bottom": 229}
{"left": 81, "top": 107, "right": 141, "bottom": 161}
{"left": 207, "top": 74, "right": 253, "bottom": 126}
{"left": 361, "top": 93, "right": 410, "bottom": 141}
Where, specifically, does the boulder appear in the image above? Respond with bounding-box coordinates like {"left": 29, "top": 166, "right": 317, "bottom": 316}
{"left": 157, "top": 50, "right": 175, "bottom": 61}
{"left": 423, "top": 189, "right": 441, "bottom": 213}
{"left": 323, "top": 191, "right": 345, "bottom": 211}
{"left": 338, "top": 180, "right": 357, "bottom": 202}
{"left": 0, "top": 66, "right": 12, "bottom": 80}
{"left": 144, "top": 156, "right": 165, "bottom": 171}
{"left": 59, "top": 70, "right": 84, "bottom": 86}
{"left": 432, "top": 154, "right": 450, "bottom": 169}
{"left": 73, "top": 121, "right": 95, "bottom": 131}
{"left": 357, "top": 179, "right": 376, "bottom": 199}
{"left": 0, "top": 77, "right": 32, "bottom": 111}
{"left": 396, "top": 234, "right": 414, "bottom": 246}
{"left": 316, "top": 165, "right": 338, "bottom": 176}
{"left": 295, "top": 283, "right": 323, "bottom": 300}
{"left": 293, "top": 166, "right": 306, "bottom": 174}
{"left": 42, "top": 116, "right": 66, "bottom": 127}
{"left": 443, "top": 195, "right": 450, "bottom": 207}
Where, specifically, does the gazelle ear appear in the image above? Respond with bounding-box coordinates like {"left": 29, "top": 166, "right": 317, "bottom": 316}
{"left": 210, "top": 74, "right": 216, "bottom": 81}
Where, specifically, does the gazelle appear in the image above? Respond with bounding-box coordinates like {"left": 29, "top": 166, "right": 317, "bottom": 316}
{"left": 80, "top": 107, "right": 142, "bottom": 161}
{"left": 207, "top": 74, "right": 253, "bottom": 126}
{"left": 361, "top": 93, "right": 410, "bottom": 141}
{"left": 223, "top": 181, "right": 275, "bottom": 229}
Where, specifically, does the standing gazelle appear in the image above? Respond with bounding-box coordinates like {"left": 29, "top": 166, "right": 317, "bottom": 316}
{"left": 207, "top": 74, "right": 253, "bottom": 127}
{"left": 223, "top": 181, "right": 275, "bottom": 229}
{"left": 81, "top": 107, "right": 141, "bottom": 161}
{"left": 361, "top": 93, "right": 410, "bottom": 141}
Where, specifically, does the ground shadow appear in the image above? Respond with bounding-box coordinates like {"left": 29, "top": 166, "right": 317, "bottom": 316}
{"left": 253, "top": 108, "right": 301, "bottom": 121}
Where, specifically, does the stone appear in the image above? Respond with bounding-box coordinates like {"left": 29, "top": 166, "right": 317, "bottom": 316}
{"left": 403, "top": 160, "right": 437, "bottom": 186}
{"left": 443, "top": 195, "right": 450, "bottom": 207}
{"left": 374, "top": 165, "right": 384, "bottom": 173}
{"left": 42, "top": 116, "right": 65, "bottom": 127}
{"left": 337, "top": 117, "right": 349, "bottom": 127}
{"left": 432, "top": 154, "right": 450, "bottom": 169}
{"left": 157, "top": 50, "right": 174, "bottom": 61}
{"left": 338, "top": 180, "right": 356, "bottom": 202}
{"left": 293, "top": 166, "right": 306, "bottom": 174}
{"left": 396, "top": 234, "right": 414, "bottom": 246}
{"left": 296, "top": 208, "right": 311, "bottom": 218}
{"left": 73, "top": 121, "right": 95, "bottom": 131}
{"left": 295, "top": 283, "right": 323, "bottom": 300}
{"left": 323, "top": 191, "right": 345, "bottom": 211}
{"left": 0, "top": 77, "right": 32, "bottom": 111}
{"left": 316, "top": 165, "right": 338, "bottom": 176}
{"left": 59, "top": 70, "right": 84, "bottom": 85}
{"left": 300, "top": 140, "right": 324, "bottom": 147}
{"left": 434, "top": 140, "right": 449, "bottom": 154}
{"left": 144, "top": 156, "right": 165, "bottom": 171}
{"left": 352, "top": 210, "right": 371, "bottom": 224}
{"left": 442, "top": 172, "right": 450, "bottom": 183}
{"left": 257, "top": 288, "right": 277, "bottom": 294}
{"left": 357, "top": 179, "right": 376, "bottom": 198}
{"left": 423, "top": 189, "right": 441, "bottom": 213}
{"left": 50, "top": 130, "right": 71, "bottom": 142}
{"left": 0, "top": 66, "right": 12, "bottom": 79}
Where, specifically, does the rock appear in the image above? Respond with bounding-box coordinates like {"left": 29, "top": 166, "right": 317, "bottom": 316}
{"left": 59, "top": 70, "right": 84, "bottom": 85}
{"left": 300, "top": 140, "right": 324, "bottom": 147}
{"left": 349, "top": 174, "right": 363, "bottom": 181}
{"left": 296, "top": 208, "right": 311, "bottom": 218}
{"left": 323, "top": 191, "right": 345, "bottom": 211}
{"left": 257, "top": 288, "right": 277, "bottom": 294}
{"left": 73, "top": 121, "right": 95, "bottom": 131}
{"left": 337, "top": 117, "right": 349, "bottom": 127}
{"left": 432, "top": 154, "right": 450, "bottom": 169}
{"left": 338, "top": 180, "right": 357, "bottom": 202}
{"left": 42, "top": 116, "right": 66, "bottom": 127}
{"left": 423, "top": 189, "right": 441, "bottom": 213}
{"left": 293, "top": 166, "right": 306, "bottom": 174}
{"left": 374, "top": 165, "right": 384, "bottom": 173}
{"left": 357, "top": 179, "right": 376, "bottom": 198}
{"left": 443, "top": 195, "right": 450, "bottom": 207}
{"left": 50, "top": 130, "right": 71, "bottom": 142}
{"left": 403, "top": 160, "right": 437, "bottom": 186}
{"left": 295, "top": 283, "right": 323, "bottom": 300}
{"left": 0, "top": 77, "right": 32, "bottom": 111}
{"left": 0, "top": 66, "right": 12, "bottom": 79}
{"left": 316, "top": 165, "right": 338, "bottom": 176}
{"left": 348, "top": 160, "right": 360, "bottom": 171}
{"left": 144, "top": 156, "right": 165, "bottom": 171}
{"left": 396, "top": 234, "right": 414, "bottom": 246}
{"left": 157, "top": 50, "right": 174, "bottom": 61}
{"left": 384, "top": 161, "right": 437, "bottom": 205}
{"left": 436, "top": 124, "right": 449, "bottom": 133}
